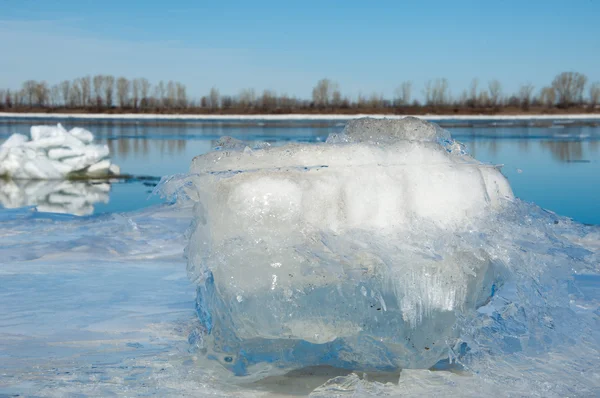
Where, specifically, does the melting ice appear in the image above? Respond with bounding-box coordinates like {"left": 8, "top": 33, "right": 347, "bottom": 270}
{"left": 168, "top": 116, "right": 600, "bottom": 393}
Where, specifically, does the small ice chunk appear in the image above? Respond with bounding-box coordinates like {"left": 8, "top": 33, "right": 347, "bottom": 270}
{"left": 328, "top": 116, "right": 451, "bottom": 144}
{"left": 214, "top": 136, "right": 248, "bottom": 151}
{"left": 0, "top": 124, "right": 119, "bottom": 179}
{"left": 109, "top": 164, "right": 121, "bottom": 175}
{"left": 87, "top": 160, "right": 112, "bottom": 176}
{"left": 47, "top": 147, "right": 86, "bottom": 160}
{"left": 0, "top": 133, "right": 29, "bottom": 149}
{"left": 68, "top": 127, "right": 95, "bottom": 144}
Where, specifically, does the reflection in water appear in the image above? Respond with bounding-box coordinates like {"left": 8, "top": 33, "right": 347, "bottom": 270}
{"left": 469, "top": 139, "right": 598, "bottom": 163}
{"left": 540, "top": 141, "right": 585, "bottom": 162}
{"left": 0, "top": 180, "right": 110, "bottom": 216}
{"left": 454, "top": 124, "right": 600, "bottom": 163}
{"left": 104, "top": 138, "right": 186, "bottom": 159}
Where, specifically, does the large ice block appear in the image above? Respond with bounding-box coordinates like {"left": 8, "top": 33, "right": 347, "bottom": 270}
{"left": 183, "top": 117, "right": 515, "bottom": 378}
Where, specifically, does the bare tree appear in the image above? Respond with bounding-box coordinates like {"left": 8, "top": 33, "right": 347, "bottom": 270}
{"left": 154, "top": 81, "right": 166, "bottom": 107}
{"left": 117, "top": 77, "right": 130, "bottom": 108}
{"left": 13, "top": 90, "right": 24, "bottom": 107}
{"left": 469, "top": 78, "right": 479, "bottom": 107}
{"left": 238, "top": 88, "right": 256, "bottom": 109}
{"left": 261, "top": 89, "right": 277, "bottom": 110}
{"left": 80, "top": 76, "right": 92, "bottom": 107}
{"left": 332, "top": 87, "right": 342, "bottom": 108}
{"left": 424, "top": 78, "right": 449, "bottom": 106}
{"left": 22, "top": 80, "right": 37, "bottom": 106}
{"left": 164, "top": 81, "right": 173, "bottom": 108}
{"left": 50, "top": 84, "right": 61, "bottom": 107}
{"left": 552, "top": 71, "right": 587, "bottom": 107}
{"left": 4, "top": 89, "right": 13, "bottom": 108}
{"left": 70, "top": 80, "right": 83, "bottom": 107}
{"left": 394, "top": 81, "right": 412, "bottom": 106}
{"left": 221, "top": 95, "right": 234, "bottom": 109}
{"left": 539, "top": 86, "right": 556, "bottom": 108}
{"left": 368, "top": 92, "right": 384, "bottom": 108}
{"left": 139, "top": 78, "right": 150, "bottom": 109}
{"left": 488, "top": 80, "right": 502, "bottom": 108}
{"left": 93, "top": 75, "right": 104, "bottom": 107}
{"left": 34, "top": 81, "right": 50, "bottom": 106}
{"left": 589, "top": 82, "right": 600, "bottom": 109}
{"left": 312, "top": 78, "right": 337, "bottom": 108}
{"left": 478, "top": 90, "right": 490, "bottom": 107}
{"left": 132, "top": 79, "right": 140, "bottom": 109}
{"left": 59, "top": 81, "right": 71, "bottom": 107}
{"left": 518, "top": 84, "right": 535, "bottom": 110}
{"left": 208, "top": 87, "right": 220, "bottom": 109}
{"left": 104, "top": 75, "right": 115, "bottom": 108}
{"left": 357, "top": 92, "right": 368, "bottom": 109}
{"left": 176, "top": 82, "right": 187, "bottom": 109}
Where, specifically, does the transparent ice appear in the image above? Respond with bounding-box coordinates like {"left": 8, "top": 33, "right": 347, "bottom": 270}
{"left": 170, "top": 117, "right": 600, "bottom": 390}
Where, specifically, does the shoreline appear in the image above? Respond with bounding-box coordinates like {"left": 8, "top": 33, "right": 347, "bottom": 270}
{"left": 2, "top": 112, "right": 600, "bottom": 122}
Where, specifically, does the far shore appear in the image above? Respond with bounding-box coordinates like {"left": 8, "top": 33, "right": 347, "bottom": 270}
{"left": 2, "top": 111, "right": 600, "bottom": 122}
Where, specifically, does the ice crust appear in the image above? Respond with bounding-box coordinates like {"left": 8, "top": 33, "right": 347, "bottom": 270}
{"left": 0, "top": 124, "right": 120, "bottom": 179}
{"left": 182, "top": 117, "right": 522, "bottom": 377}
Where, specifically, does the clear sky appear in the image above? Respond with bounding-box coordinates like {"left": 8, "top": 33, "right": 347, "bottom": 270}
{"left": 1, "top": 0, "right": 599, "bottom": 100}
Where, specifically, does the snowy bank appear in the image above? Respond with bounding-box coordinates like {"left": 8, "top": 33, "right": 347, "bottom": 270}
{"left": 1, "top": 111, "right": 600, "bottom": 121}
{"left": 0, "top": 124, "right": 120, "bottom": 179}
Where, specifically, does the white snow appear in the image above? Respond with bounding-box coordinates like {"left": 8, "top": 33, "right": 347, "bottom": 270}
{"left": 1, "top": 111, "right": 600, "bottom": 121}
{"left": 0, "top": 124, "right": 119, "bottom": 179}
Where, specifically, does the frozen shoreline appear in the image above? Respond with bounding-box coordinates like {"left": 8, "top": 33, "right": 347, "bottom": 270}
{"left": 1, "top": 111, "right": 600, "bottom": 121}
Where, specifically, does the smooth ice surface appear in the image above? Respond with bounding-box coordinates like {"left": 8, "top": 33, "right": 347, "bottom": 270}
{"left": 178, "top": 118, "right": 527, "bottom": 377}
{"left": 0, "top": 124, "right": 120, "bottom": 179}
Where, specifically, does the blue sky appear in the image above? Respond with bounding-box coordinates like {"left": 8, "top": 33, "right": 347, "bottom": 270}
{"left": 1, "top": 0, "right": 599, "bottom": 100}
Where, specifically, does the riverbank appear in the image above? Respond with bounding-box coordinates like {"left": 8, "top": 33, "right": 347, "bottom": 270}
{"left": 2, "top": 111, "right": 600, "bottom": 121}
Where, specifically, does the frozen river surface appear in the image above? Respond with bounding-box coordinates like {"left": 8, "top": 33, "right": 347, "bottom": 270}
{"left": 1, "top": 118, "right": 599, "bottom": 397}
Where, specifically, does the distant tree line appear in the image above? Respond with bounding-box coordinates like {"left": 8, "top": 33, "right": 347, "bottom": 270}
{"left": 1, "top": 72, "right": 599, "bottom": 114}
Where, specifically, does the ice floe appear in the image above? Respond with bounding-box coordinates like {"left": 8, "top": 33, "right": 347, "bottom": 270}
{"left": 0, "top": 124, "right": 120, "bottom": 179}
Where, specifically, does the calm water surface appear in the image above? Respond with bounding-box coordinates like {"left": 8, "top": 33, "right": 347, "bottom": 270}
{"left": 1, "top": 119, "right": 598, "bottom": 224}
